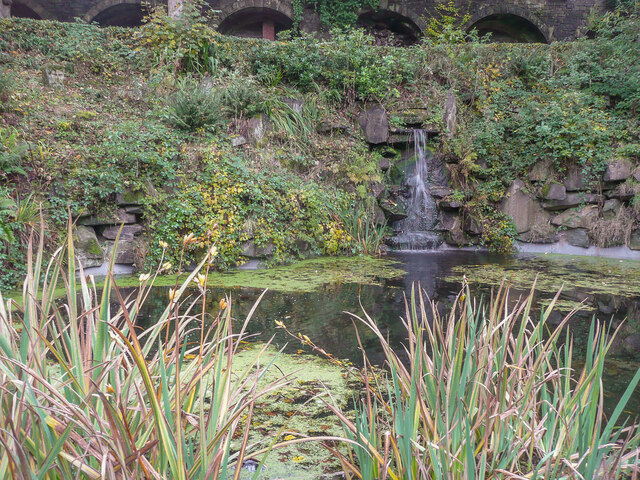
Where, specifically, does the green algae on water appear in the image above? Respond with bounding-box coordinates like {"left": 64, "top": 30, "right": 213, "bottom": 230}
{"left": 447, "top": 254, "right": 640, "bottom": 302}
{"left": 114, "top": 256, "right": 405, "bottom": 293}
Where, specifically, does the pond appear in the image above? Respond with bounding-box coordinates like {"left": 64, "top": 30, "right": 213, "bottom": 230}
{"left": 127, "top": 250, "right": 640, "bottom": 415}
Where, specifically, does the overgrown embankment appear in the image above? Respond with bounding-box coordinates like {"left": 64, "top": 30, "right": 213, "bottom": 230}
{"left": 1, "top": 6, "right": 639, "bottom": 288}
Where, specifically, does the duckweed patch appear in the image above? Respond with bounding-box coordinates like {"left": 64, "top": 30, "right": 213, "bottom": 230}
{"left": 230, "top": 344, "right": 357, "bottom": 480}
{"left": 448, "top": 254, "right": 640, "bottom": 311}
{"left": 116, "top": 256, "right": 405, "bottom": 293}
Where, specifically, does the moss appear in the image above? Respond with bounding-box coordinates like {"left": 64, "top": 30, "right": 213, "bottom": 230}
{"left": 86, "top": 239, "right": 103, "bottom": 256}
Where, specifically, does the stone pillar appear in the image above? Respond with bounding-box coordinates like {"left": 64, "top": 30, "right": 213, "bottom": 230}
{"left": 0, "top": 0, "right": 12, "bottom": 19}
{"left": 262, "top": 20, "right": 275, "bottom": 41}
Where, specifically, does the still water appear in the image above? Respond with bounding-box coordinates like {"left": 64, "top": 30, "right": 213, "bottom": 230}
{"left": 134, "top": 251, "right": 640, "bottom": 415}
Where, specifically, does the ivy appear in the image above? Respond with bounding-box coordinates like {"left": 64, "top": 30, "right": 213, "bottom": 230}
{"left": 292, "top": 0, "right": 378, "bottom": 30}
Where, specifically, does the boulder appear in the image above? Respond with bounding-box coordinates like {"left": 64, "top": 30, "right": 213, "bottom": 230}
{"left": 564, "top": 165, "right": 586, "bottom": 191}
{"left": 101, "top": 224, "right": 143, "bottom": 240}
{"left": 542, "top": 193, "right": 603, "bottom": 211}
{"left": 105, "top": 239, "right": 138, "bottom": 265}
{"left": 241, "top": 241, "right": 275, "bottom": 258}
{"left": 563, "top": 228, "right": 590, "bottom": 248}
{"left": 550, "top": 205, "right": 599, "bottom": 229}
{"left": 358, "top": 105, "right": 389, "bottom": 144}
{"left": 542, "top": 183, "right": 566, "bottom": 201}
{"left": 604, "top": 159, "right": 633, "bottom": 182}
{"left": 529, "top": 160, "right": 552, "bottom": 183}
{"left": 74, "top": 226, "right": 104, "bottom": 269}
{"left": 499, "top": 180, "right": 549, "bottom": 234}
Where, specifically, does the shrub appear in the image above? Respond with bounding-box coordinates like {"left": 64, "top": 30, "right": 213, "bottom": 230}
{"left": 166, "top": 79, "right": 222, "bottom": 130}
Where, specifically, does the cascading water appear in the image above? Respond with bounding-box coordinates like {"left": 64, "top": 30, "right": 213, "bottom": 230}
{"left": 388, "top": 129, "right": 444, "bottom": 250}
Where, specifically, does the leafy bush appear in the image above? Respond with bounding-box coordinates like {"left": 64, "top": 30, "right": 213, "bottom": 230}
{"left": 166, "top": 79, "right": 222, "bottom": 130}
{"left": 145, "top": 144, "right": 355, "bottom": 270}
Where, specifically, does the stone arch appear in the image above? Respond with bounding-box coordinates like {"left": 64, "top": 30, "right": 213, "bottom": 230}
{"left": 217, "top": 1, "right": 293, "bottom": 40}
{"left": 356, "top": 8, "right": 423, "bottom": 46}
{"left": 10, "top": 0, "right": 52, "bottom": 19}
{"left": 84, "top": 0, "right": 146, "bottom": 26}
{"left": 467, "top": 7, "right": 550, "bottom": 43}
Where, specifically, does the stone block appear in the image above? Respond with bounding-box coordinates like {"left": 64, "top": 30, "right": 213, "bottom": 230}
{"left": 563, "top": 228, "right": 590, "bottom": 248}
{"left": 629, "top": 230, "right": 640, "bottom": 250}
{"left": 499, "top": 180, "right": 549, "bottom": 234}
{"left": 542, "top": 193, "right": 602, "bottom": 211}
{"left": 529, "top": 160, "right": 552, "bottom": 182}
{"left": 42, "top": 67, "right": 65, "bottom": 88}
{"left": 116, "top": 189, "right": 144, "bottom": 206}
{"left": 604, "top": 159, "right": 633, "bottom": 182}
{"left": 550, "top": 205, "right": 598, "bottom": 229}
{"left": 79, "top": 209, "right": 137, "bottom": 226}
{"left": 241, "top": 241, "right": 275, "bottom": 258}
{"left": 105, "top": 239, "right": 138, "bottom": 265}
{"left": 603, "top": 199, "right": 622, "bottom": 219}
{"left": 564, "top": 165, "right": 586, "bottom": 191}
{"left": 542, "top": 183, "right": 566, "bottom": 201}
{"left": 358, "top": 105, "right": 389, "bottom": 144}
{"left": 102, "top": 224, "right": 143, "bottom": 240}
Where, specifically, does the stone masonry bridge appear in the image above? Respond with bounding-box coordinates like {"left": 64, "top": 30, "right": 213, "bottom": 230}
{"left": 1, "top": 0, "right": 608, "bottom": 43}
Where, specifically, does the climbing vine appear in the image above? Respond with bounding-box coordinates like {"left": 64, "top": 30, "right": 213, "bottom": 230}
{"left": 292, "top": 0, "right": 378, "bottom": 29}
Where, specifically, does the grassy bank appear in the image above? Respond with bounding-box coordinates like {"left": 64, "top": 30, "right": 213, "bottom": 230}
{"left": 1, "top": 4, "right": 640, "bottom": 287}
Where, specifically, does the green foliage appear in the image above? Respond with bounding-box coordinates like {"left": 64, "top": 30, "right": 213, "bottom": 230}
{"left": 0, "top": 126, "right": 27, "bottom": 179}
{"left": 424, "top": 0, "right": 474, "bottom": 45}
{"left": 166, "top": 79, "right": 222, "bottom": 130}
{"left": 324, "top": 285, "right": 640, "bottom": 478}
{"left": 0, "top": 226, "right": 289, "bottom": 479}
{"left": 145, "top": 144, "right": 355, "bottom": 270}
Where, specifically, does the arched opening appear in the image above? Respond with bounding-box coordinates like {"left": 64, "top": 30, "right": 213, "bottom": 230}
{"left": 218, "top": 8, "right": 293, "bottom": 40}
{"left": 356, "top": 10, "right": 421, "bottom": 46}
{"left": 469, "top": 14, "right": 547, "bottom": 43}
{"left": 10, "top": 2, "right": 41, "bottom": 19}
{"left": 92, "top": 3, "right": 146, "bottom": 27}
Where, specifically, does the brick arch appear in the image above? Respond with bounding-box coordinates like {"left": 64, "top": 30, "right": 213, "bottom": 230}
{"left": 217, "top": 0, "right": 293, "bottom": 26}
{"left": 11, "top": 0, "right": 55, "bottom": 19}
{"left": 376, "top": 0, "right": 426, "bottom": 34}
{"left": 83, "top": 0, "right": 141, "bottom": 23}
{"left": 467, "top": 6, "right": 551, "bottom": 43}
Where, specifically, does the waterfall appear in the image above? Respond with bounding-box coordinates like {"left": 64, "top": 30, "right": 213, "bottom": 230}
{"left": 388, "top": 129, "right": 443, "bottom": 250}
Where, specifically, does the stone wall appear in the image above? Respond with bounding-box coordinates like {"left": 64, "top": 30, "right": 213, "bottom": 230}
{"left": 4, "top": 0, "right": 607, "bottom": 41}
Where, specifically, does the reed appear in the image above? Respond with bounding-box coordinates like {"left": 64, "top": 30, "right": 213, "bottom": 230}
{"left": 0, "top": 223, "right": 290, "bottom": 479}
{"left": 323, "top": 282, "right": 640, "bottom": 479}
